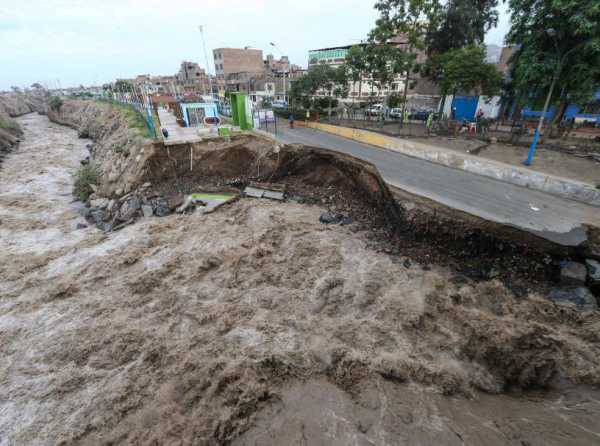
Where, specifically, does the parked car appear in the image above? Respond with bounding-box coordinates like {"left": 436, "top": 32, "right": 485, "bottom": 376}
{"left": 390, "top": 108, "right": 403, "bottom": 119}
{"left": 409, "top": 109, "right": 433, "bottom": 121}
{"left": 365, "top": 104, "right": 384, "bottom": 116}
{"left": 272, "top": 100, "right": 289, "bottom": 109}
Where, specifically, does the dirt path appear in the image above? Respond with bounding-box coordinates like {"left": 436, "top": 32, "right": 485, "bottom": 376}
{"left": 1, "top": 114, "right": 600, "bottom": 445}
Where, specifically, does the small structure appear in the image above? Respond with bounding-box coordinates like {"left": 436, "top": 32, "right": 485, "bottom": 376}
{"left": 230, "top": 93, "right": 253, "bottom": 130}
{"left": 179, "top": 102, "right": 219, "bottom": 127}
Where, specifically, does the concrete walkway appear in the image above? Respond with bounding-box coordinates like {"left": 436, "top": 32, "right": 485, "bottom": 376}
{"left": 271, "top": 121, "right": 599, "bottom": 247}
{"left": 157, "top": 108, "right": 203, "bottom": 145}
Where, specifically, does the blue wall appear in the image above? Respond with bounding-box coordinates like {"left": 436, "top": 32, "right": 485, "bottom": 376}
{"left": 451, "top": 96, "right": 479, "bottom": 121}
{"left": 520, "top": 88, "right": 600, "bottom": 123}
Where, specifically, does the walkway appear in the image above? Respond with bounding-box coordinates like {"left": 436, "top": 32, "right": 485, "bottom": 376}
{"left": 157, "top": 108, "right": 203, "bottom": 145}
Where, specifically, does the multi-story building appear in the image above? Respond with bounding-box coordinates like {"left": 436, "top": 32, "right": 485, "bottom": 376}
{"left": 307, "top": 36, "right": 441, "bottom": 106}
{"left": 213, "top": 48, "right": 264, "bottom": 77}
{"left": 307, "top": 44, "right": 405, "bottom": 103}
{"left": 176, "top": 61, "right": 211, "bottom": 96}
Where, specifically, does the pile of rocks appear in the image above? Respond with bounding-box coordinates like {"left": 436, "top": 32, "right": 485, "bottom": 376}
{"left": 78, "top": 182, "right": 173, "bottom": 232}
{"left": 549, "top": 259, "right": 600, "bottom": 311}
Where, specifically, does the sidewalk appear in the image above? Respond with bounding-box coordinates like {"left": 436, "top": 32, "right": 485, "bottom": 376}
{"left": 157, "top": 108, "right": 204, "bottom": 146}
{"left": 297, "top": 120, "right": 600, "bottom": 207}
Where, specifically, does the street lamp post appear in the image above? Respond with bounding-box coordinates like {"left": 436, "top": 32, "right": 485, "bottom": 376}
{"left": 270, "top": 42, "right": 288, "bottom": 105}
{"left": 199, "top": 25, "right": 214, "bottom": 102}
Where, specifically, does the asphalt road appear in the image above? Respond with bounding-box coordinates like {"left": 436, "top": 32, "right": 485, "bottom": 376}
{"left": 271, "top": 122, "right": 599, "bottom": 246}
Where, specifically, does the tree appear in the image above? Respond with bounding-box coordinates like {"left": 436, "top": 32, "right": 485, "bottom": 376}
{"left": 372, "top": 0, "right": 441, "bottom": 124}
{"left": 345, "top": 45, "right": 368, "bottom": 105}
{"left": 290, "top": 62, "right": 348, "bottom": 117}
{"left": 506, "top": 0, "right": 600, "bottom": 140}
{"left": 437, "top": 45, "right": 502, "bottom": 110}
{"left": 49, "top": 96, "right": 63, "bottom": 113}
{"left": 426, "top": 0, "right": 499, "bottom": 55}
{"left": 30, "top": 83, "right": 44, "bottom": 90}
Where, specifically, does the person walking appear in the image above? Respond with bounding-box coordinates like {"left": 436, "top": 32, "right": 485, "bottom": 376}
{"left": 289, "top": 114, "right": 295, "bottom": 129}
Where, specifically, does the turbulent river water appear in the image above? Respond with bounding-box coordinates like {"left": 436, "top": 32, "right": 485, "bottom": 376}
{"left": 1, "top": 113, "right": 600, "bottom": 445}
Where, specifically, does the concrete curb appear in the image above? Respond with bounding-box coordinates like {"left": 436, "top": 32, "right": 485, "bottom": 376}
{"left": 297, "top": 121, "right": 600, "bottom": 207}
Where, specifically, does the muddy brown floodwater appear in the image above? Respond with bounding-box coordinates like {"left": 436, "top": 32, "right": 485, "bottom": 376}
{"left": 1, "top": 113, "right": 600, "bottom": 446}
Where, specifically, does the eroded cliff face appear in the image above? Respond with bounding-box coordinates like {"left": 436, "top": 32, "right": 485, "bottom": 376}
{"left": 46, "top": 99, "right": 153, "bottom": 197}
{"left": 0, "top": 90, "right": 47, "bottom": 156}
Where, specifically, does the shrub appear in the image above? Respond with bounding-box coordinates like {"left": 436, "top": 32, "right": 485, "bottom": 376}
{"left": 73, "top": 163, "right": 100, "bottom": 201}
{"left": 49, "top": 96, "right": 63, "bottom": 112}
{"left": 0, "top": 113, "right": 19, "bottom": 131}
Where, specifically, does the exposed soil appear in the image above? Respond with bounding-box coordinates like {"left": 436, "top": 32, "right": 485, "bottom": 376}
{"left": 2, "top": 113, "right": 600, "bottom": 445}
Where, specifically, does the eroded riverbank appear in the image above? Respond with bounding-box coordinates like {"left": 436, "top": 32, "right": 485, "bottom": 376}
{"left": 1, "top": 113, "right": 600, "bottom": 445}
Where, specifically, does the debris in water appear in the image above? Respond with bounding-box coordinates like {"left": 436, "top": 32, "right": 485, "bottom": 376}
{"left": 177, "top": 192, "right": 237, "bottom": 214}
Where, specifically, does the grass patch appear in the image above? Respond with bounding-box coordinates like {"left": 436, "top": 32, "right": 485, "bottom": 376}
{"left": 73, "top": 162, "right": 101, "bottom": 201}
{"left": 0, "top": 114, "right": 20, "bottom": 132}
{"left": 97, "top": 100, "right": 155, "bottom": 138}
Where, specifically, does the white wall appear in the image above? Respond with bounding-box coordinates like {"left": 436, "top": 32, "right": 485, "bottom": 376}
{"left": 477, "top": 96, "right": 502, "bottom": 119}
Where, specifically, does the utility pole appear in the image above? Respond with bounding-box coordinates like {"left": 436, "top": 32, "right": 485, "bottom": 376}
{"left": 199, "top": 25, "right": 214, "bottom": 102}
{"left": 270, "top": 42, "right": 288, "bottom": 104}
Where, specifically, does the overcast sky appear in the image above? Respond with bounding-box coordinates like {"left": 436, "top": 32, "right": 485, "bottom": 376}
{"left": 0, "top": 0, "right": 510, "bottom": 90}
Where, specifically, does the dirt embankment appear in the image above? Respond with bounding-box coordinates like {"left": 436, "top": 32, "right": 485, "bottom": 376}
{"left": 0, "top": 90, "right": 47, "bottom": 158}
{"left": 46, "top": 99, "right": 151, "bottom": 197}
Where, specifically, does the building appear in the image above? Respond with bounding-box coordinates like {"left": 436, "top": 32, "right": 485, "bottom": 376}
{"left": 213, "top": 48, "right": 264, "bottom": 76}
{"left": 176, "top": 61, "right": 211, "bottom": 96}
{"left": 307, "top": 44, "right": 408, "bottom": 103}
{"left": 265, "top": 54, "right": 290, "bottom": 73}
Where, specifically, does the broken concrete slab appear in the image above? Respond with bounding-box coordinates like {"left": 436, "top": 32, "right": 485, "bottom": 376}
{"left": 244, "top": 182, "right": 286, "bottom": 201}
{"left": 244, "top": 186, "right": 264, "bottom": 198}
{"left": 177, "top": 192, "right": 238, "bottom": 214}
{"left": 263, "top": 190, "right": 284, "bottom": 201}
{"left": 560, "top": 262, "right": 588, "bottom": 285}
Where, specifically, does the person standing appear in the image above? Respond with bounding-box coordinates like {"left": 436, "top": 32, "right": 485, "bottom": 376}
{"left": 289, "top": 114, "right": 295, "bottom": 129}
{"left": 426, "top": 112, "right": 434, "bottom": 134}
{"left": 475, "top": 108, "right": 484, "bottom": 133}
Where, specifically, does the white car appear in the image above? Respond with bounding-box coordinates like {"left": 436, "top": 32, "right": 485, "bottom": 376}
{"left": 390, "top": 108, "right": 403, "bottom": 119}
{"left": 366, "top": 104, "right": 384, "bottom": 116}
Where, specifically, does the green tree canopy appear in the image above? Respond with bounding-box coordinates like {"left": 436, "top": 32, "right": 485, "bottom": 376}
{"left": 506, "top": 0, "right": 600, "bottom": 108}
{"left": 426, "top": 0, "right": 499, "bottom": 55}
{"left": 437, "top": 45, "right": 502, "bottom": 96}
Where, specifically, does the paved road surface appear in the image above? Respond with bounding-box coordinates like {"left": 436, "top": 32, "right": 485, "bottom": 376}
{"left": 271, "top": 122, "right": 599, "bottom": 246}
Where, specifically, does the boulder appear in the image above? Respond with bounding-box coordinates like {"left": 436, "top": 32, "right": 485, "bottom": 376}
{"left": 119, "top": 196, "right": 141, "bottom": 221}
{"left": 90, "top": 209, "right": 106, "bottom": 226}
{"left": 548, "top": 287, "right": 598, "bottom": 311}
{"left": 560, "top": 261, "right": 587, "bottom": 285}
{"left": 90, "top": 198, "right": 109, "bottom": 209}
{"left": 319, "top": 212, "right": 344, "bottom": 224}
{"left": 141, "top": 205, "right": 153, "bottom": 218}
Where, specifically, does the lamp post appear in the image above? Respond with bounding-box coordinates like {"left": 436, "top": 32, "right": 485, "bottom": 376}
{"left": 199, "top": 25, "right": 214, "bottom": 102}
{"left": 270, "top": 42, "right": 288, "bottom": 104}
